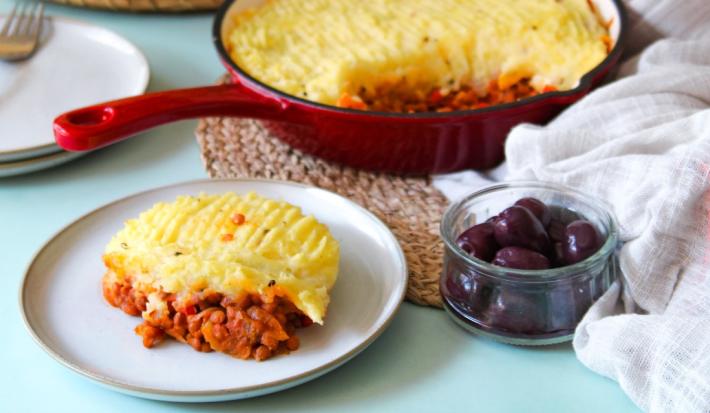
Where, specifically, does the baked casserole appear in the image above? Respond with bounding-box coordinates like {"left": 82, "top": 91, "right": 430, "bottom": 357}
{"left": 227, "top": 0, "right": 611, "bottom": 113}
{"left": 102, "top": 192, "right": 339, "bottom": 361}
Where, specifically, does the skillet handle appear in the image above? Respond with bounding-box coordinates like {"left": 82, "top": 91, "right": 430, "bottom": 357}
{"left": 53, "top": 84, "right": 288, "bottom": 151}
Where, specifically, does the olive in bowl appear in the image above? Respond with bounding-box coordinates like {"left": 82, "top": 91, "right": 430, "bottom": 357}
{"left": 439, "top": 182, "right": 618, "bottom": 345}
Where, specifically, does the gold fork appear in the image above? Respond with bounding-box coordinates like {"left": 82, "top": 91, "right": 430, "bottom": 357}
{"left": 0, "top": 0, "right": 45, "bottom": 61}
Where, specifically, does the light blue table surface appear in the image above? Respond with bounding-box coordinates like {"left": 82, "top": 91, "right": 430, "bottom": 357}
{"left": 1, "top": 3, "right": 641, "bottom": 412}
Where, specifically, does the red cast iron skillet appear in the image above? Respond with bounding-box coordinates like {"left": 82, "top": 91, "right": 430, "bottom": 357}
{"left": 53, "top": 0, "right": 627, "bottom": 174}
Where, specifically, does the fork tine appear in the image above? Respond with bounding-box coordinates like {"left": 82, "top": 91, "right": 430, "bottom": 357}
{"left": 29, "top": 1, "right": 44, "bottom": 38}
{"left": 0, "top": 2, "right": 19, "bottom": 37}
{"left": 22, "top": 0, "right": 40, "bottom": 36}
{"left": 0, "top": 0, "right": 45, "bottom": 60}
{"left": 11, "top": 1, "right": 29, "bottom": 37}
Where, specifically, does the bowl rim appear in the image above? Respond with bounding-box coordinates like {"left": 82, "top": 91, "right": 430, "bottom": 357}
{"left": 212, "top": 0, "right": 628, "bottom": 119}
{"left": 440, "top": 181, "right": 620, "bottom": 284}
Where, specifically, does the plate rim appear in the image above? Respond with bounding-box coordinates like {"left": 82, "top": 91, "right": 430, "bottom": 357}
{"left": 0, "top": 150, "right": 85, "bottom": 178}
{"left": 0, "top": 15, "right": 150, "bottom": 162}
{"left": 18, "top": 178, "right": 408, "bottom": 400}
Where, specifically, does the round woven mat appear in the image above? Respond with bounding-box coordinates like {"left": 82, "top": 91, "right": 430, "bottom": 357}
{"left": 50, "top": 0, "right": 221, "bottom": 12}
{"left": 195, "top": 84, "right": 447, "bottom": 308}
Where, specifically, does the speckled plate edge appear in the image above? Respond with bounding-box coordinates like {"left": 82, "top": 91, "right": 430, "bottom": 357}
{"left": 18, "top": 178, "right": 408, "bottom": 402}
{"left": 0, "top": 150, "right": 85, "bottom": 178}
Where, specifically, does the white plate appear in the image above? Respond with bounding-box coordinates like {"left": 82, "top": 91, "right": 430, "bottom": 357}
{"left": 20, "top": 179, "right": 407, "bottom": 402}
{"left": 0, "top": 16, "right": 149, "bottom": 162}
{"left": 0, "top": 149, "right": 84, "bottom": 177}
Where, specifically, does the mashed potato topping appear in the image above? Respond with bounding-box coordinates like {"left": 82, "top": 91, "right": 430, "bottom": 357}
{"left": 227, "top": 0, "right": 610, "bottom": 111}
{"left": 103, "top": 192, "right": 339, "bottom": 325}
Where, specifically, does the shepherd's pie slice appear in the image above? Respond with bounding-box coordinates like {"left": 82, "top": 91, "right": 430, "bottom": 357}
{"left": 102, "top": 192, "right": 339, "bottom": 361}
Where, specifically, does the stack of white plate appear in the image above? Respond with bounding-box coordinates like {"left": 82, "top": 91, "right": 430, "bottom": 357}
{"left": 0, "top": 16, "right": 149, "bottom": 178}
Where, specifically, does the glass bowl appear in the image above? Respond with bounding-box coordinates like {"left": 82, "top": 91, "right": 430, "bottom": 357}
{"left": 439, "top": 181, "right": 619, "bottom": 345}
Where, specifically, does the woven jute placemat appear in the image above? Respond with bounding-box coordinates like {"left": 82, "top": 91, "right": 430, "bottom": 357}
{"left": 50, "top": 0, "right": 221, "bottom": 12}
{"left": 195, "top": 79, "right": 447, "bottom": 308}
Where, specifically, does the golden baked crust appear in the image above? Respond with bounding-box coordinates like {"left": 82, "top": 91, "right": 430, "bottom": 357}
{"left": 227, "top": 0, "right": 609, "bottom": 111}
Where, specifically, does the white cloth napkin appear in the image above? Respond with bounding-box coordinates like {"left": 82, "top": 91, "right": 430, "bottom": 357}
{"left": 433, "top": 1, "right": 710, "bottom": 412}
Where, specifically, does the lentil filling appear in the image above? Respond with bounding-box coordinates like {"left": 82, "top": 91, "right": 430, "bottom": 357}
{"left": 336, "top": 79, "right": 558, "bottom": 113}
{"left": 103, "top": 276, "right": 310, "bottom": 361}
